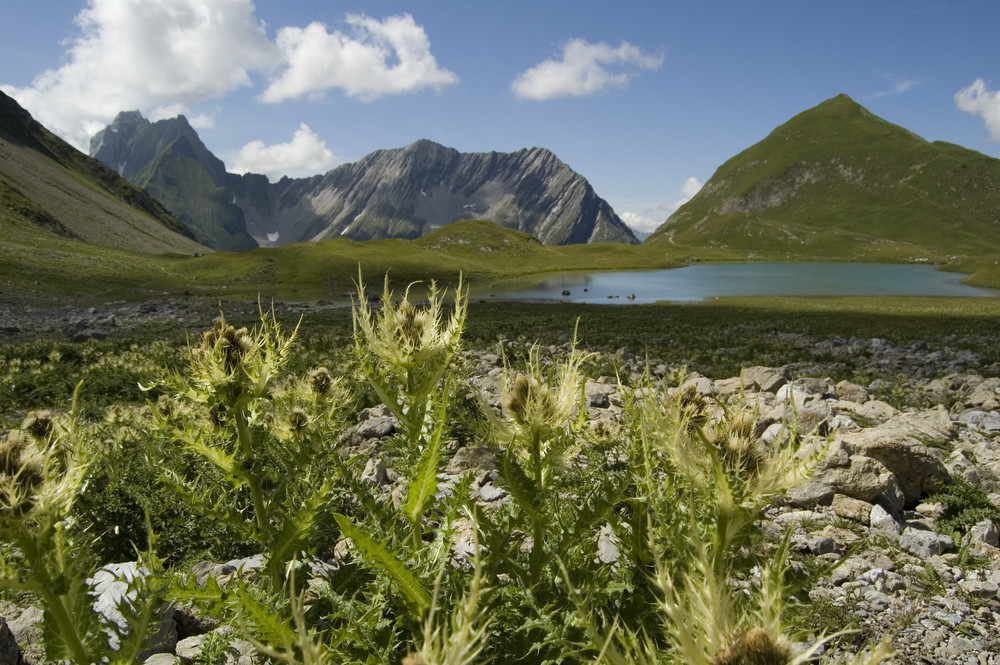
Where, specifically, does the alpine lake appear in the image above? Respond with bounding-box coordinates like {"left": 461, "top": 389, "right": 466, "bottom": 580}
{"left": 475, "top": 262, "right": 1000, "bottom": 304}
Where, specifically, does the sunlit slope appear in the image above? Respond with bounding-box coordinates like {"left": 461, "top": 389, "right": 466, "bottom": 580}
{"left": 648, "top": 94, "right": 1000, "bottom": 261}
{"left": 0, "top": 91, "right": 205, "bottom": 255}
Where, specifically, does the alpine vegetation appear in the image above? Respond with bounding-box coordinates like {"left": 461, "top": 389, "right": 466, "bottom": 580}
{"left": 0, "top": 280, "right": 897, "bottom": 664}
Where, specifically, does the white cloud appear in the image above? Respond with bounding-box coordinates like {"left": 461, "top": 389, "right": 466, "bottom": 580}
{"left": 3, "top": 0, "right": 276, "bottom": 150}
{"left": 864, "top": 77, "right": 919, "bottom": 101}
{"left": 261, "top": 14, "right": 458, "bottom": 102}
{"left": 619, "top": 212, "right": 660, "bottom": 235}
{"left": 511, "top": 38, "right": 663, "bottom": 100}
{"left": 956, "top": 78, "right": 1000, "bottom": 142}
{"left": 619, "top": 177, "right": 703, "bottom": 235}
{"left": 2, "top": 4, "right": 455, "bottom": 150}
{"left": 230, "top": 123, "right": 339, "bottom": 180}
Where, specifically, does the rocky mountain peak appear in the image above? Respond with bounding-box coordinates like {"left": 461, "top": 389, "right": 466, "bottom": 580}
{"left": 90, "top": 113, "right": 638, "bottom": 247}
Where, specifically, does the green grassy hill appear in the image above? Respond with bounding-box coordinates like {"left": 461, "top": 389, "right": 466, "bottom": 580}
{"left": 0, "top": 219, "right": 684, "bottom": 305}
{"left": 647, "top": 94, "right": 1000, "bottom": 262}
{"left": 0, "top": 91, "right": 205, "bottom": 256}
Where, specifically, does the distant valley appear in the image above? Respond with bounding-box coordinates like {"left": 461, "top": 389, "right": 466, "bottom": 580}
{"left": 3, "top": 89, "right": 1000, "bottom": 304}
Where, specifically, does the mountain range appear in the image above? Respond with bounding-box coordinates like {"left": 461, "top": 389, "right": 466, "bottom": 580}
{"left": 90, "top": 114, "right": 638, "bottom": 250}
{"left": 3, "top": 89, "right": 1000, "bottom": 302}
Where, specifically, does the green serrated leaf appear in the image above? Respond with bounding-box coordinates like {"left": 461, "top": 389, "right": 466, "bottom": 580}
{"left": 333, "top": 513, "right": 430, "bottom": 612}
{"left": 404, "top": 386, "right": 450, "bottom": 526}
{"left": 498, "top": 450, "right": 543, "bottom": 523}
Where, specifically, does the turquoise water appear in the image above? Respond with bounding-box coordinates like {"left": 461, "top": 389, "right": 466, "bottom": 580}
{"left": 480, "top": 263, "right": 1000, "bottom": 304}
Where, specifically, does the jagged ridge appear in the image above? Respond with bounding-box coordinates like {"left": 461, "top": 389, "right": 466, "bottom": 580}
{"left": 91, "top": 112, "right": 637, "bottom": 248}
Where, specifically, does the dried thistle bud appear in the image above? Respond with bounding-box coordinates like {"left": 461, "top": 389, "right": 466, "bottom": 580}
{"left": 709, "top": 627, "right": 791, "bottom": 665}
{"left": 394, "top": 300, "right": 428, "bottom": 348}
{"left": 309, "top": 367, "right": 333, "bottom": 395}
{"left": 718, "top": 436, "right": 767, "bottom": 480}
{"left": 201, "top": 321, "right": 256, "bottom": 372}
{"left": 503, "top": 373, "right": 534, "bottom": 427}
{"left": 679, "top": 383, "right": 709, "bottom": 428}
{"left": 156, "top": 394, "right": 176, "bottom": 416}
{"left": 209, "top": 404, "right": 229, "bottom": 427}
{"left": 729, "top": 408, "right": 758, "bottom": 439}
{"left": 288, "top": 407, "right": 309, "bottom": 432}
{"left": 21, "top": 410, "right": 53, "bottom": 440}
{"left": 0, "top": 431, "right": 28, "bottom": 475}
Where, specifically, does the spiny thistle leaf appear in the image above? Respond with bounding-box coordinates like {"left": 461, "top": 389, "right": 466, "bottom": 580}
{"left": 404, "top": 383, "right": 451, "bottom": 528}
{"left": 334, "top": 513, "right": 431, "bottom": 612}
{"left": 497, "top": 450, "right": 544, "bottom": 524}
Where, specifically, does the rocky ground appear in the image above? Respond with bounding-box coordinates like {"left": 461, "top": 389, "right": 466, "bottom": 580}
{"left": 1, "top": 302, "right": 999, "bottom": 664}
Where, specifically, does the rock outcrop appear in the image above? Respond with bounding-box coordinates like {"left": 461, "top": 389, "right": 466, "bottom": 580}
{"left": 234, "top": 139, "right": 638, "bottom": 246}
{"left": 90, "top": 112, "right": 637, "bottom": 248}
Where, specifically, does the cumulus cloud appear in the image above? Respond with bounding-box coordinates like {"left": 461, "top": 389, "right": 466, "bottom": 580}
{"left": 511, "top": 38, "right": 663, "bottom": 100}
{"left": 2, "top": 2, "right": 455, "bottom": 150}
{"left": 230, "top": 123, "right": 339, "bottom": 180}
{"left": 2, "top": 0, "right": 276, "bottom": 149}
{"left": 619, "top": 177, "right": 703, "bottom": 235}
{"left": 619, "top": 212, "right": 660, "bottom": 235}
{"left": 956, "top": 79, "right": 1000, "bottom": 142}
{"left": 261, "top": 14, "right": 458, "bottom": 102}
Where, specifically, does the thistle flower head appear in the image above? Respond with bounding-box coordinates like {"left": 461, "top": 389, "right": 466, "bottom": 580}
{"left": 288, "top": 407, "right": 310, "bottom": 432}
{"left": 500, "top": 344, "right": 584, "bottom": 438}
{"left": 352, "top": 275, "right": 467, "bottom": 426}
{"left": 678, "top": 383, "right": 710, "bottom": 429}
{"left": 714, "top": 408, "right": 767, "bottom": 479}
{"left": 393, "top": 299, "right": 431, "bottom": 350}
{"left": 201, "top": 320, "right": 255, "bottom": 372}
{"left": 708, "top": 628, "right": 791, "bottom": 665}
{"left": 309, "top": 366, "right": 333, "bottom": 395}
{"left": 21, "top": 410, "right": 53, "bottom": 440}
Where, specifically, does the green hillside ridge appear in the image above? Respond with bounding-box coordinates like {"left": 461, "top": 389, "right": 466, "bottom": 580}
{"left": 0, "top": 219, "right": 688, "bottom": 305}
{"left": 0, "top": 92, "right": 204, "bottom": 256}
{"left": 647, "top": 94, "right": 1000, "bottom": 262}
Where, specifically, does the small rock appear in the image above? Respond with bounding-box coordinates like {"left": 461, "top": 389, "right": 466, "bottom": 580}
{"left": 900, "top": 528, "right": 954, "bottom": 558}
{"left": 831, "top": 494, "right": 872, "bottom": 525}
{"left": 966, "top": 519, "right": 1000, "bottom": 548}
{"left": 741, "top": 366, "right": 787, "bottom": 393}
{"left": 835, "top": 379, "right": 870, "bottom": 405}
{"left": 870, "top": 503, "right": 901, "bottom": 535}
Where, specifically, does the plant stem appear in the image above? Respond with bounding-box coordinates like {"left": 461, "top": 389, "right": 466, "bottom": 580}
{"left": 235, "top": 407, "right": 270, "bottom": 542}
{"left": 19, "top": 532, "right": 91, "bottom": 664}
{"left": 529, "top": 429, "right": 545, "bottom": 585}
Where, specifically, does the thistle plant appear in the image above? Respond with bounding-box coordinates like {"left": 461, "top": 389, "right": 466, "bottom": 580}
{"left": 492, "top": 339, "right": 587, "bottom": 585}
{"left": 352, "top": 275, "right": 467, "bottom": 546}
{"left": 0, "top": 386, "right": 98, "bottom": 662}
{"left": 148, "top": 307, "right": 337, "bottom": 588}
{"left": 583, "top": 374, "right": 890, "bottom": 665}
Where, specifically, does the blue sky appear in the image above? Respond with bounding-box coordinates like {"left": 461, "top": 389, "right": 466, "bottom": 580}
{"left": 3, "top": 1, "right": 999, "bottom": 234}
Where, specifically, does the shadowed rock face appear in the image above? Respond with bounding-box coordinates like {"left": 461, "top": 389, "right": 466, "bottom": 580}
{"left": 240, "top": 139, "right": 638, "bottom": 246}
{"left": 91, "top": 112, "right": 636, "bottom": 247}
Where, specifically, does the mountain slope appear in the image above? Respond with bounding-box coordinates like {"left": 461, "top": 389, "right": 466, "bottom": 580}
{"left": 91, "top": 112, "right": 637, "bottom": 247}
{"left": 237, "top": 139, "right": 638, "bottom": 246}
{"left": 0, "top": 91, "right": 204, "bottom": 255}
{"left": 90, "top": 112, "right": 256, "bottom": 251}
{"left": 648, "top": 94, "right": 1000, "bottom": 260}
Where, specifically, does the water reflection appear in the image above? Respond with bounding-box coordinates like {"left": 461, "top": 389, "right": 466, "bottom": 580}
{"left": 475, "top": 263, "right": 1000, "bottom": 304}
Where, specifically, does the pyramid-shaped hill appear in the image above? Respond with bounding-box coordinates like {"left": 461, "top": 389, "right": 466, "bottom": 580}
{"left": 648, "top": 94, "right": 1000, "bottom": 261}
